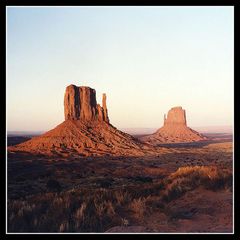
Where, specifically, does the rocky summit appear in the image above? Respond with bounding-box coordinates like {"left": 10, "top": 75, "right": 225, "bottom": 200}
{"left": 163, "top": 106, "right": 187, "bottom": 126}
{"left": 140, "top": 106, "right": 207, "bottom": 145}
{"left": 64, "top": 85, "right": 109, "bottom": 123}
{"left": 8, "top": 84, "right": 155, "bottom": 157}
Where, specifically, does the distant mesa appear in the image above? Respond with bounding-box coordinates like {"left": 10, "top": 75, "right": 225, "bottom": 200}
{"left": 140, "top": 106, "right": 207, "bottom": 145}
{"left": 8, "top": 84, "right": 154, "bottom": 157}
{"left": 164, "top": 106, "right": 187, "bottom": 126}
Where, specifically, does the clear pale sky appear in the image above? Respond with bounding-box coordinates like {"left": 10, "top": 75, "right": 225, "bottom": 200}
{"left": 7, "top": 6, "right": 234, "bottom": 131}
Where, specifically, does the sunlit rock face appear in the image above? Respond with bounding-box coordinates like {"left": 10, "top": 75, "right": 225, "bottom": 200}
{"left": 164, "top": 106, "right": 187, "bottom": 126}
{"left": 140, "top": 106, "right": 207, "bottom": 145}
{"left": 64, "top": 85, "right": 109, "bottom": 122}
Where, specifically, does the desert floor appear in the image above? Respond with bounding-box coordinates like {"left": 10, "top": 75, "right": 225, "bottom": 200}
{"left": 7, "top": 133, "right": 233, "bottom": 233}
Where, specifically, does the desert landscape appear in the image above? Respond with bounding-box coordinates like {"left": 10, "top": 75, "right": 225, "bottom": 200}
{"left": 7, "top": 85, "right": 233, "bottom": 233}
{"left": 6, "top": 6, "right": 233, "bottom": 234}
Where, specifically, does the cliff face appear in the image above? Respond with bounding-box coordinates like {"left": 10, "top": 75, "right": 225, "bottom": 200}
{"left": 164, "top": 107, "right": 187, "bottom": 126}
{"left": 140, "top": 106, "right": 207, "bottom": 145}
{"left": 64, "top": 85, "right": 109, "bottom": 122}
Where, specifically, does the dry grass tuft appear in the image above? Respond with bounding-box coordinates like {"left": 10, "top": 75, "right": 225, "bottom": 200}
{"left": 7, "top": 165, "right": 232, "bottom": 232}
{"left": 114, "top": 190, "right": 131, "bottom": 206}
{"left": 162, "top": 166, "right": 232, "bottom": 202}
{"left": 129, "top": 197, "right": 147, "bottom": 220}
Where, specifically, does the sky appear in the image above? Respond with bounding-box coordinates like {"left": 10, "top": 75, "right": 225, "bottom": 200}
{"left": 7, "top": 6, "right": 234, "bottom": 132}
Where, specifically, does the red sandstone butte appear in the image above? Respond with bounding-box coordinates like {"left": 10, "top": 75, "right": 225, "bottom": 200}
{"left": 64, "top": 85, "right": 109, "bottom": 122}
{"left": 140, "top": 106, "right": 207, "bottom": 145}
{"left": 8, "top": 84, "right": 155, "bottom": 157}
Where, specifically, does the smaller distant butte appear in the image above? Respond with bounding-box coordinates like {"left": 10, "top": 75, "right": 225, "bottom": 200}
{"left": 139, "top": 106, "right": 207, "bottom": 145}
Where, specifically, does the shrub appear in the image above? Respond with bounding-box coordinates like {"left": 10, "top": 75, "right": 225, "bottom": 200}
{"left": 129, "top": 197, "right": 147, "bottom": 220}
{"left": 114, "top": 190, "right": 131, "bottom": 206}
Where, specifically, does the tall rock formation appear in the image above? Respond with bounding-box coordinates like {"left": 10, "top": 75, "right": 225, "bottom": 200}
{"left": 102, "top": 93, "right": 109, "bottom": 123}
{"left": 140, "top": 106, "right": 207, "bottom": 145}
{"left": 164, "top": 107, "right": 187, "bottom": 126}
{"left": 8, "top": 84, "right": 155, "bottom": 157}
{"left": 64, "top": 85, "right": 109, "bottom": 122}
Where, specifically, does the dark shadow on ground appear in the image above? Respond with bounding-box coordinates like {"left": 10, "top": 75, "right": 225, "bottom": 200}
{"left": 156, "top": 138, "right": 232, "bottom": 149}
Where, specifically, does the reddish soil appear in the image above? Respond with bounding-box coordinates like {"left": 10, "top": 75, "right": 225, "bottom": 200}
{"left": 8, "top": 120, "right": 157, "bottom": 157}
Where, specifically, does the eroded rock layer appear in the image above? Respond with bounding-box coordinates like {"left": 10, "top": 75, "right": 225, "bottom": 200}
{"left": 8, "top": 120, "right": 155, "bottom": 157}
{"left": 64, "top": 85, "right": 109, "bottom": 122}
